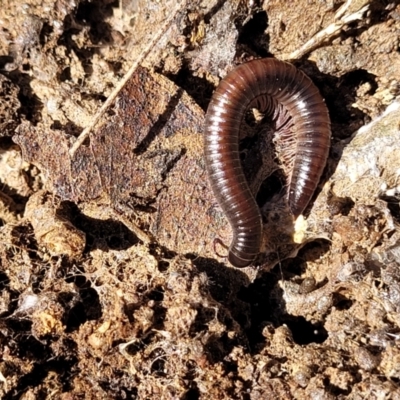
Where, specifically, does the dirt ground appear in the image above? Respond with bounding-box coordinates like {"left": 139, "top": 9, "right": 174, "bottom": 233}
{"left": 1, "top": 0, "right": 400, "bottom": 398}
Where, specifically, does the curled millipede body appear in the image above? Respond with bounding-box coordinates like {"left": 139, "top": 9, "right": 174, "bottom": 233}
{"left": 204, "top": 58, "right": 331, "bottom": 268}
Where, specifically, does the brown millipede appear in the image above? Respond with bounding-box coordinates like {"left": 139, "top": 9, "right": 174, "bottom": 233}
{"left": 204, "top": 58, "right": 331, "bottom": 268}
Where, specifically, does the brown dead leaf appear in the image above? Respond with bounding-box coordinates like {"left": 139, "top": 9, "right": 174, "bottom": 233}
{"left": 14, "top": 67, "right": 231, "bottom": 261}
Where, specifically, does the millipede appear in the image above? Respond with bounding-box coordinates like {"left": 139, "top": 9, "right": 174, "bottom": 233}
{"left": 204, "top": 58, "right": 331, "bottom": 268}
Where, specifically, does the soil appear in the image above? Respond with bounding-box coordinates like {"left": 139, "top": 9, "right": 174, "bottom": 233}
{"left": 1, "top": 0, "right": 400, "bottom": 399}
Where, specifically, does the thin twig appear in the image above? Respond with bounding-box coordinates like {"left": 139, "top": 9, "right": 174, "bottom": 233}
{"left": 280, "top": 3, "right": 369, "bottom": 61}
{"left": 69, "top": 1, "right": 185, "bottom": 157}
